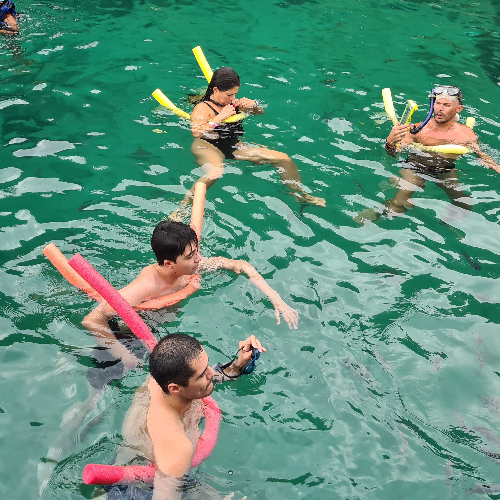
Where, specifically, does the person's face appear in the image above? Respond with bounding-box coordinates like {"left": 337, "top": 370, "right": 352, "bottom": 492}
{"left": 213, "top": 86, "right": 239, "bottom": 105}
{"left": 164, "top": 242, "right": 201, "bottom": 276}
{"left": 182, "top": 350, "right": 215, "bottom": 400}
{"left": 434, "top": 97, "right": 463, "bottom": 124}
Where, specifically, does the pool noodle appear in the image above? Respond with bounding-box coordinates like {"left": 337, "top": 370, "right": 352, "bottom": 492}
{"left": 82, "top": 396, "right": 222, "bottom": 485}
{"left": 190, "top": 182, "right": 206, "bottom": 242}
{"left": 44, "top": 243, "right": 198, "bottom": 310}
{"left": 152, "top": 89, "right": 191, "bottom": 120}
{"left": 410, "top": 143, "right": 470, "bottom": 155}
{"left": 152, "top": 89, "right": 247, "bottom": 124}
{"left": 43, "top": 243, "right": 103, "bottom": 302}
{"left": 136, "top": 277, "right": 200, "bottom": 311}
{"left": 192, "top": 46, "right": 213, "bottom": 82}
{"left": 382, "top": 88, "right": 398, "bottom": 125}
{"left": 83, "top": 464, "right": 156, "bottom": 485}
{"left": 68, "top": 254, "right": 157, "bottom": 352}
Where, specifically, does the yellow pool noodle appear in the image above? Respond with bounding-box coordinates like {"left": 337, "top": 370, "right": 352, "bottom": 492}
{"left": 466, "top": 117, "right": 475, "bottom": 129}
{"left": 152, "top": 89, "right": 191, "bottom": 120}
{"left": 152, "top": 89, "right": 247, "bottom": 124}
{"left": 382, "top": 88, "right": 398, "bottom": 125}
{"left": 411, "top": 143, "right": 470, "bottom": 155}
{"left": 192, "top": 46, "right": 213, "bottom": 82}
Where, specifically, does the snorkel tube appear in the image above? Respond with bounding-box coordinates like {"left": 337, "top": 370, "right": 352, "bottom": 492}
{"left": 409, "top": 89, "right": 435, "bottom": 135}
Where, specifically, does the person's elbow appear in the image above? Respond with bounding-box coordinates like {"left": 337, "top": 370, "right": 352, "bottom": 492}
{"left": 82, "top": 314, "right": 94, "bottom": 331}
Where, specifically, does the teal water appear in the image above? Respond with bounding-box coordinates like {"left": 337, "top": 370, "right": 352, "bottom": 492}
{"left": 2, "top": 0, "right": 500, "bottom": 499}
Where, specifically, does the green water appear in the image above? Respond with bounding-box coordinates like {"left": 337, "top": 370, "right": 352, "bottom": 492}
{"left": 2, "top": 0, "right": 500, "bottom": 498}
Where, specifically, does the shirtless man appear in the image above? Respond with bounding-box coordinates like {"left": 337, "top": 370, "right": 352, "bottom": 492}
{"left": 0, "top": 0, "right": 18, "bottom": 35}
{"left": 109, "top": 333, "right": 265, "bottom": 500}
{"left": 382, "top": 85, "right": 499, "bottom": 215}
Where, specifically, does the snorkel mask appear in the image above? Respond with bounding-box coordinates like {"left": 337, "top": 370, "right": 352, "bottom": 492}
{"left": 409, "top": 85, "right": 463, "bottom": 135}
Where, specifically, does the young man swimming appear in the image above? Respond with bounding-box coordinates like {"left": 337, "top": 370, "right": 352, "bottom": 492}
{"left": 107, "top": 333, "right": 264, "bottom": 500}
{"left": 82, "top": 220, "right": 298, "bottom": 369}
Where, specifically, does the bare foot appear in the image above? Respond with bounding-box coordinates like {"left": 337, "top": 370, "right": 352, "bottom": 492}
{"left": 293, "top": 192, "right": 326, "bottom": 207}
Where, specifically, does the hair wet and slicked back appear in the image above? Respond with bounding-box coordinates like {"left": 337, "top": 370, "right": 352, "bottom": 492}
{"left": 149, "top": 334, "right": 203, "bottom": 393}
{"left": 200, "top": 67, "right": 240, "bottom": 102}
{"left": 151, "top": 220, "right": 198, "bottom": 265}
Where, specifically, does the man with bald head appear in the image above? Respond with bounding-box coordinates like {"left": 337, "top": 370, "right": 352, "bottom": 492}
{"left": 376, "top": 85, "right": 499, "bottom": 217}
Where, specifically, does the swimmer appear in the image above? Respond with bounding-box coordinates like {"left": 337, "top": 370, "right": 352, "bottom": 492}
{"left": 105, "top": 333, "right": 264, "bottom": 500}
{"left": 39, "top": 221, "right": 297, "bottom": 496}
{"left": 176, "top": 66, "right": 325, "bottom": 212}
{"left": 356, "top": 85, "right": 499, "bottom": 223}
{"left": 0, "top": 0, "right": 18, "bottom": 35}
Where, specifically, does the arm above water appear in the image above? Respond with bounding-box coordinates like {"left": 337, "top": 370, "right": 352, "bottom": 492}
{"left": 151, "top": 438, "right": 193, "bottom": 500}
{"left": 199, "top": 257, "right": 299, "bottom": 329}
{"left": 468, "top": 141, "right": 500, "bottom": 173}
{"left": 190, "top": 102, "right": 236, "bottom": 138}
{"left": 233, "top": 97, "right": 264, "bottom": 115}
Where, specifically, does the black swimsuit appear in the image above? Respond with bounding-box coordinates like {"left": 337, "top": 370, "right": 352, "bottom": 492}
{"left": 201, "top": 100, "right": 245, "bottom": 159}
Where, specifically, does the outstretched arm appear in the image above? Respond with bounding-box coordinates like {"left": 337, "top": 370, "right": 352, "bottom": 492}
{"left": 199, "top": 257, "right": 299, "bottom": 329}
{"left": 468, "top": 142, "right": 500, "bottom": 173}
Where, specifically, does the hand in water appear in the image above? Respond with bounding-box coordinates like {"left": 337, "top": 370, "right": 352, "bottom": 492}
{"left": 273, "top": 299, "right": 299, "bottom": 329}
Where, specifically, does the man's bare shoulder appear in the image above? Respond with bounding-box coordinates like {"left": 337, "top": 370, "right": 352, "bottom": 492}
{"left": 455, "top": 123, "right": 477, "bottom": 142}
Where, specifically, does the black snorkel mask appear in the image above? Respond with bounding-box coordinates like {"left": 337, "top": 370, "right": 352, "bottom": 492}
{"left": 409, "top": 88, "right": 436, "bottom": 135}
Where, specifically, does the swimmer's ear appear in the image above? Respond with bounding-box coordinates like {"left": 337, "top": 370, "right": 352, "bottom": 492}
{"left": 167, "top": 383, "right": 181, "bottom": 394}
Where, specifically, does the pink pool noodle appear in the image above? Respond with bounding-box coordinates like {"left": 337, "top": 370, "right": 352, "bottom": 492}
{"left": 44, "top": 243, "right": 198, "bottom": 310}
{"left": 68, "top": 254, "right": 157, "bottom": 352}
{"left": 190, "top": 182, "right": 206, "bottom": 242}
{"left": 82, "top": 396, "right": 221, "bottom": 485}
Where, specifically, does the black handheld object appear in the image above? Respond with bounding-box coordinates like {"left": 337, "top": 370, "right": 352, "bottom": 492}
{"left": 215, "top": 346, "right": 260, "bottom": 379}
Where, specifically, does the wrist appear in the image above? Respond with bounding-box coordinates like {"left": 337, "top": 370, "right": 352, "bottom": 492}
{"left": 385, "top": 141, "right": 396, "bottom": 151}
{"left": 208, "top": 120, "right": 218, "bottom": 128}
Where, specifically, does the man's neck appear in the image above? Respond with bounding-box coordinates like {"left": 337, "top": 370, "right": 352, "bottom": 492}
{"left": 430, "top": 117, "right": 457, "bottom": 133}
{"left": 162, "top": 392, "right": 194, "bottom": 417}
{"left": 153, "top": 262, "right": 182, "bottom": 284}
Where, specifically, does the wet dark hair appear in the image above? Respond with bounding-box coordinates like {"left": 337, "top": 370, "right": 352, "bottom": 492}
{"left": 199, "top": 67, "right": 240, "bottom": 103}
{"left": 151, "top": 220, "right": 198, "bottom": 265}
{"left": 149, "top": 334, "right": 204, "bottom": 394}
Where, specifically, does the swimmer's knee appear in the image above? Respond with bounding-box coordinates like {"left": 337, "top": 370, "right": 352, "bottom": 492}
{"left": 201, "top": 163, "right": 224, "bottom": 179}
